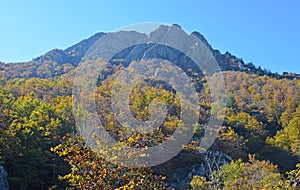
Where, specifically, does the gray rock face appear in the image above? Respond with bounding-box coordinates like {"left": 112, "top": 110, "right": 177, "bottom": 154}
{"left": 165, "top": 150, "right": 231, "bottom": 189}
{"left": 0, "top": 165, "right": 9, "bottom": 190}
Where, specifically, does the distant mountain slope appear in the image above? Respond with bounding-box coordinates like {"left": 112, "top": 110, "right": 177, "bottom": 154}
{"left": 0, "top": 25, "right": 298, "bottom": 80}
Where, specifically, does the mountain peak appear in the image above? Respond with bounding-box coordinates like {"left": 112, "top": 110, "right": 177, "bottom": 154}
{"left": 191, "top": 31, "right": 213, "bottom": 52}
{"left": 0, "top": 25, "right": 298, "bottom": 80}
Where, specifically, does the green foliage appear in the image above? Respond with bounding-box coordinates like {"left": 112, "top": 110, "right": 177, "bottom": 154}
{"left": 191, "top": 155, "right": 298, "bottom": 190}
{"left": 227, "top": 111, "right": 266, "bottom": 138}
{"left": 210, "top": 72, "right": 300, "bottom": 171}
{"left": 1, "top": 66, "right": 300, "bottom": 189}
{"left": 0, "top": 80, "right": 73, "bottom": 189}
{"left": 190, "top": 175, "right": 212, "bottom": 190}
{"left": 267, "top": 116, "right": 300, "bottom": 156}
{"left": 51, "top": 134, "right": 166, "bottom": 190}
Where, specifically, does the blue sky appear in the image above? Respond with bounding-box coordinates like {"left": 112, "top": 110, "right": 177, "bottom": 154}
{"left": 0, "top": 0, "right": 299, "bottom": 73}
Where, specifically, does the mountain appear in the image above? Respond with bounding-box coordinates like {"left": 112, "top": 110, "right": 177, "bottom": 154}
{"left": 1, "top": 25, "right": 298, "bottom": 80}
{"left": 1, "top": 25, "right": 300, "bottom": 189}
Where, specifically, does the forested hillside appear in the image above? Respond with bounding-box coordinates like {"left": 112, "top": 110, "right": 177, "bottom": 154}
{"left": 0, "top": 28, "right": 299, "bottom": 189}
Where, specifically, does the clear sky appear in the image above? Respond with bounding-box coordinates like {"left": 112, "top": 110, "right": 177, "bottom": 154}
{"left": 0, "top": 0, "right": 299, "bottom": 73}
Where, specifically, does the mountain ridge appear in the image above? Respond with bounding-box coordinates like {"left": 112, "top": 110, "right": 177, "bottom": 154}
{"left": 0, "top": 25, "right": 299, "bottom": 80}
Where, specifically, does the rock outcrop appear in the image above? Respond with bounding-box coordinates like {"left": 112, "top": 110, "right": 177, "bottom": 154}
{"left": 165, "top": 150, "right": 231, "bottom": 189}
{"left": 0, "top": 165, "right": 9, "bottom": 190}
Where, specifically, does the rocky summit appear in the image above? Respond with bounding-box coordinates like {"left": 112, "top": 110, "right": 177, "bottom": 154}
{"left": 1, "top": 24, "right": 296, "bottom": 80}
